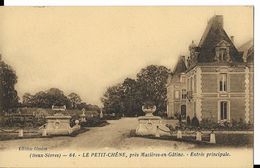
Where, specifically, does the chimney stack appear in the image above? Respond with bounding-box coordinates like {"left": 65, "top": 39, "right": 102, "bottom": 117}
{"left": 210, "top": 15, "right": 223, "bottom": 28}
{"left": 215, "top": 15, "right": 223, "bottom": 28}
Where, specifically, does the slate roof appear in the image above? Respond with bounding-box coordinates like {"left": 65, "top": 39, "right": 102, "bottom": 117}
{"left": 197, "top": 15, "right": 243, "bottom": 63}
{"left": 247, "top": 50, "right": 254, "bottom": 63}
{"left": 238, "top": 39, "right": 253, "bottom": 51}
{"left": 238, "top": 39, "right": 254, "bottom": 63}
{"left": 167, "top": 56, "right": 187, "bottom": 84}
{"left": 171, "top": 56, "right": 187, "bottom": 78}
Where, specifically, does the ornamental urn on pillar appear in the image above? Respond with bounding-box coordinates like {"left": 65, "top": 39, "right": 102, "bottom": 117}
{"left": 142, "top": 104, "right": 156, "bottom": 117}
{"left": 135, "top": 101, "right": 170, "bottom": 136}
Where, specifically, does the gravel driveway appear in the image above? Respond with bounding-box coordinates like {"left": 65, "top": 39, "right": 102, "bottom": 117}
{"left": 0, "top": 118, "right": 195, "bottom": 150}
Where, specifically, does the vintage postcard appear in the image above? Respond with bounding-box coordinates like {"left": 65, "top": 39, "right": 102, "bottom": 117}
{"left": 0, "top": 6, "right": 254, "bottom": 167}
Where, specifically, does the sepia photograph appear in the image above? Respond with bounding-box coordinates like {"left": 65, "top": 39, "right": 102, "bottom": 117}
{"left": 0, "top": 6, "right": 254, "bottom": 167}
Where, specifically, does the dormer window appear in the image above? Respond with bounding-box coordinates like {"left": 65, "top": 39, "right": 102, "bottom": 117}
{"left": 215, "top": 40, "right": 231, "bottom": 62}
{"left": 219, "top": 48, "right": 227, "bottom": 61}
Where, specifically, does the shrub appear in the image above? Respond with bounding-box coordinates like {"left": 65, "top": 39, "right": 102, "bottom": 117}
{"left": 166, "top": 124, "right": 175, "bottom": 131}
{"left": 231, "top": 118, "right": 253, "bottom": 131}
{"left": 199, "top": 118, "right": 253, "bottom": 131}
{"left": 103, "top": 115, "right": 121, "bottom": 120}
{"left": 80, "top": 117, "right": 108, "bottom": 127}
{"left": 165, "top": 124, "right": 176, "bottom": 135}
{"left": 186, "top": 116, "right": 191, "bottom": 126}
{"left": 129, "top": 130, "right": 136, "bottom": 137}
{"left": 0, "top": 115, "right": 5, "bottom": 127}
{"left": 70, "top": 114, "right": 80, "bottom": 127}
{"left": 217, "top": 120, "right": 232, "bottom": 130}
{"left": 200, "top": 118, "right": 218, "bottom": 130}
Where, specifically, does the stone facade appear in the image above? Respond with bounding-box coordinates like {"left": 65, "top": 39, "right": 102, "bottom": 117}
{"left": 166, "top": 56, "right": 187, "bottom": 118}
{"left": 167, "top": 15, "right": 253, "bottom": 124}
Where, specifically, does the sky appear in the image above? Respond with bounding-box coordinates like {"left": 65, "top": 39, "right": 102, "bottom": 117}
{"left": 0, "top": 7, "right": 253, "bottom": 106}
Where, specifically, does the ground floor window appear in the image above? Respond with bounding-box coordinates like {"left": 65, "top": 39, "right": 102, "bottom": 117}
{"left": 181, "top": 105, "right": 186, "bottom": 119}
{"left": 220, "top": 101, "right": 228, "bottom": 120}
{"left": 182, "top": 89, "right": 187, "bottom": 99}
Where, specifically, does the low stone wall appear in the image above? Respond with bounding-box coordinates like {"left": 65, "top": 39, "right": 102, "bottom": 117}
{"left": 0, "top": 127, "right": 88, "bottom": 141}
{"left": 132, "top": 129, "right": 253, "bottom": 147}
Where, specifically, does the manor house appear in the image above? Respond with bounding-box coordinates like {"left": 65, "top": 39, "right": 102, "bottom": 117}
{"left": 166, "top": 15, "right": 253, "bottom": 124}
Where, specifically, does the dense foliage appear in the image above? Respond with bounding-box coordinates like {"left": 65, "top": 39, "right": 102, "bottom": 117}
{"left": 22, "top": 88, "right": 99, "bottom": 111}
{"left": 0, "top": 56, "right": 19, "bottom": 113}
{"left": 101, "top": 65, "right": 170, "bottom": 117}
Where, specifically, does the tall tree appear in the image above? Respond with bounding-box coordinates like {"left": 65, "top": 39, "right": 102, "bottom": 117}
{"left": 21, "top": 89, "right": 97, "bottom": 111}
{"left": 68, "top": 92, "right": 82, "bottom": 109}
{"left": 86, "top": 104, "right": 100, "bottom": 112}
{"left": 45, "top": 88, "right": 71, "bottom": 108}
{"left": 31, "top": 91, "right": 48, "bottom": 108}
{"left": 101, "top": 65, "right": 170, "bottom": 117}
{"left": 22, "top": 92, "right": 33, "bottom": 107}
{"left": 24, "top": 88, "right": 72, "bottom": 108}
{"left": 101, "top": 84, "right": 123, "bottom": 115}
{"left": 136, "top": 65, "right": 170, "bottom": 115}
{"left": 77, "top": 102, "right": 88, "bottom": 110}
{"left": 120, "top": 78, "right": 143, "bottom": 116}
{"left": 0, "top": 55, "right": 19, "bottom": 113}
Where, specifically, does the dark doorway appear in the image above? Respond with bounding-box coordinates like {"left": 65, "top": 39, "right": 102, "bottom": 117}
{"left": 181, "top": 105, "right": 186, "bottom": 120}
